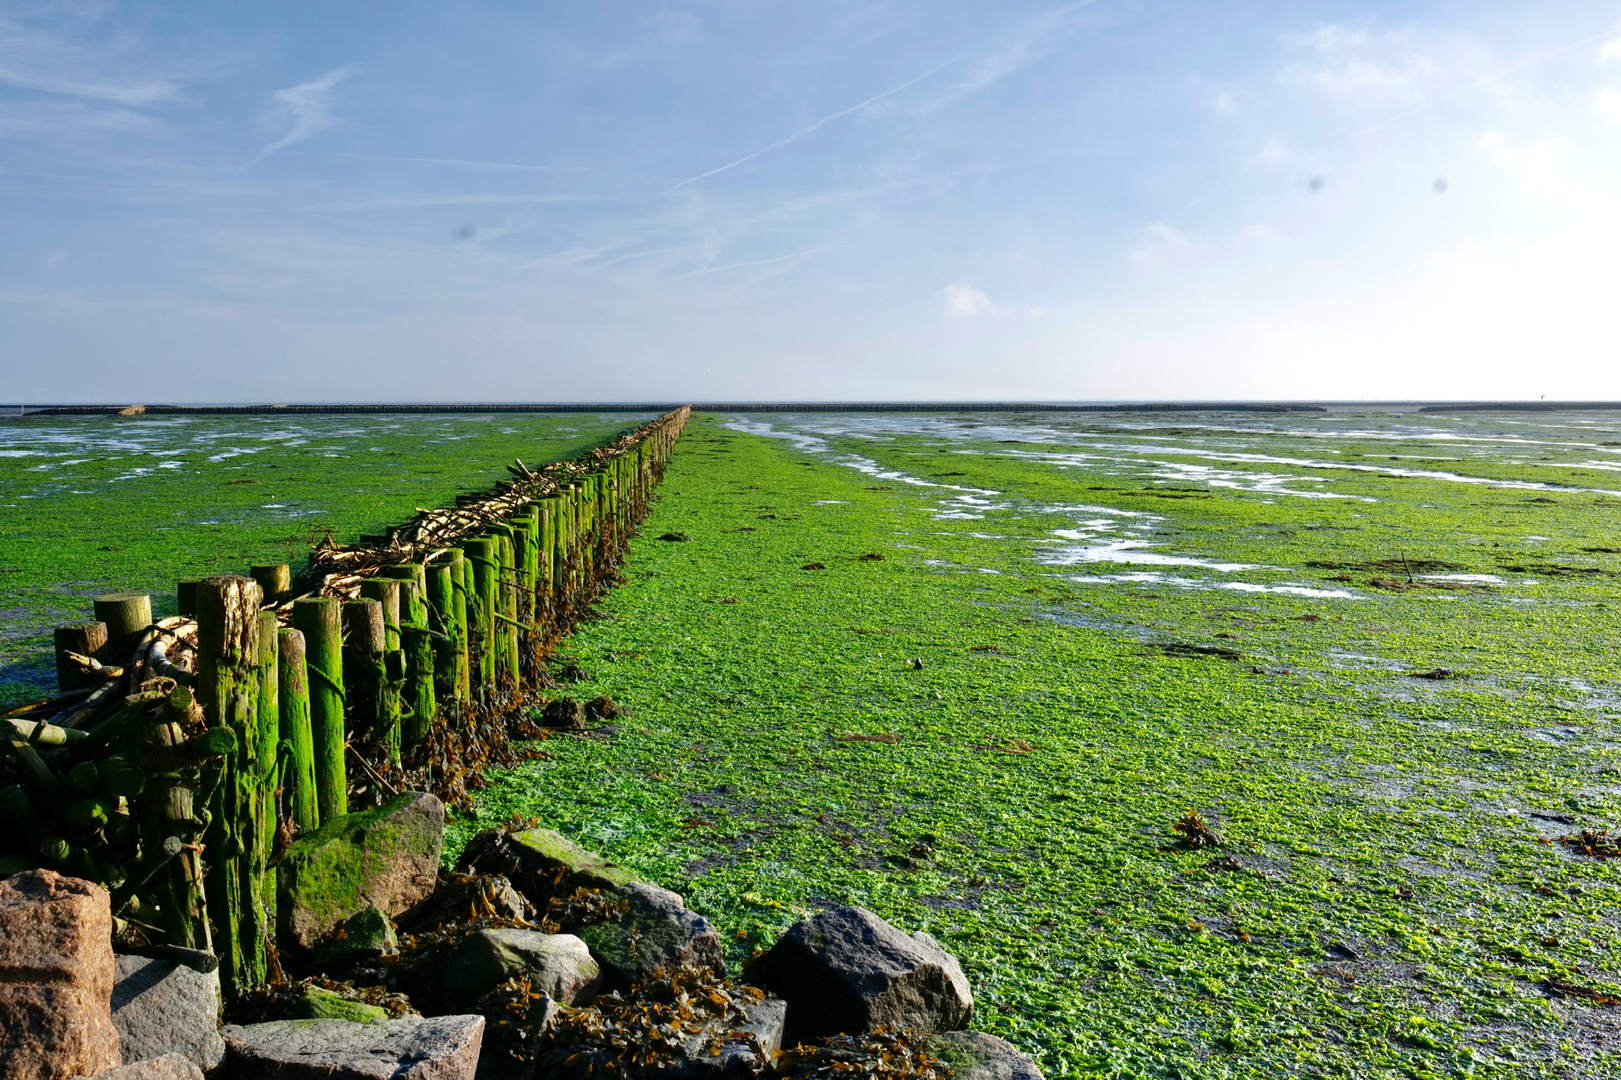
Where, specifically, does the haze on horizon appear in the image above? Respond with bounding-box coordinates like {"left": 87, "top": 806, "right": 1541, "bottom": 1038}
{"left": 1, "top": 1, "right": 1618, "bottom": 404}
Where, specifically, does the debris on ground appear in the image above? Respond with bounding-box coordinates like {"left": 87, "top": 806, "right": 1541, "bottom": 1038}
{"left": 1172, "top": 811, "right": 1223, "bottom": 849}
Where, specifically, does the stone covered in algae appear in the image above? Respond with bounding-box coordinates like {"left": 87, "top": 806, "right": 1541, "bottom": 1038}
{"left": 278, "top": 791, "right": 444, "bottom": 951}
{"left": 455, "top": 826, "right": 636, "bottom": 907}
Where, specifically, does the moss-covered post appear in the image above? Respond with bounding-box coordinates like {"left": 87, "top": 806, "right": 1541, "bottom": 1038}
{"left": 490, "top": 528, "right": 520, "bottom": 689}
{"left": 277, "top": 628, "right": 319, "bottom": 833}
{"left": 53, "top": 622, "right": 108, "bottom": 692}
{"left": 342, "top": 598, "right": 389, "bottom": 764}
{"left": 382, "top": 572, "right": 435, "bottom": 750}
{"left": 195, "top": 575, "right": 268, "bottom": 998}
{"left": 139, "top": 685, "right": 211, "bottom": 954}
{"left": 359, "top": 579, "right": 403, "bottom": 767}
{"left": 459, "top": 537, "right": 497, "bottom": 701}
{"left": 254, "top": 610, "right": 279, "bottom": 933}
{"left": 426, "top": 555, "right": 463, "bottom": 710}
{"left": 291, "top": 597, "right": 346, "bottom": 823}
{"left": 450, "top": 550, "right": 471, "bottom": 704}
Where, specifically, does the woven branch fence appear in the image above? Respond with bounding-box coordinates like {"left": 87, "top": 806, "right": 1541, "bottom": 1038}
{"left": 0, "top": 406, "right": 690, "bottom": 999}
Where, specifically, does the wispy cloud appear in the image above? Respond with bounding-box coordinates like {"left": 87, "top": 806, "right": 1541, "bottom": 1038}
{"left": 943, "top": 283, "right": 993, "bottom": 316}
{"left": 0, "top": 16, "right": 181, "bottom": 106}
{"left": 317, "top": 152, "right": 579, "bottom": 173}
{"left": 936, "top": 2, "right": 1095, "bottom": 106}
{"left": 666, "top": 63, "right": 950, "bottom": 192}
{"left": 256, "top": 67, "right": 353, "bottom": 161}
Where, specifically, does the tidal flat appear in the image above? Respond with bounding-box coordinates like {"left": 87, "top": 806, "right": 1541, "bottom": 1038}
{"left": 474, "top": 409, "right": 1621, "bottom": 1078}
{"left": 0, "top": 412, "right": 651, "bottom": 700}
{"left": 9, "top": 406, "right": 1621, "bottom": 1077}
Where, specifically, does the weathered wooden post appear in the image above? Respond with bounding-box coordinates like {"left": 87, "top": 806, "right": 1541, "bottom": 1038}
{"left": 254, "top": 610, "right": 279, "bottom": 926}
{"left": 450, "top": 551, "right": 471, "bottom": 704}
{"left": 343, "top": 598, "right": 391, "bottom": 765}
{"left": 195, "top": 575, "right": 268, "bottom": 998}
{"left": 139, "top": 685, "right": 212, "bottom": 954}
{"left": 492, "top": 529, "right": 520, "bottom": 689}
{"left": 459, "top": 537, "right": 498, "bottom": 700}
{"left": 277, "top": 628, "right": 319, "bottom": 833}
{"left": 53, "top": 622, "right": 108, "bottom": 691}
{"left": 250, "top": 564, "right": 292, "bottom": 606}
{"left": 360, "top": 579, "right": 403, "bottom": 766}
{"left": 382, "top": 571, "right": 436, "bottom": 750}
{"left": 425, "top": 555, "right": 464, "bottom": 709}
{"left": 95, "top": 591, "right": 152, "bottom": 651}
{"left": 290, "top": 597, "right": 346, "bottom": 823}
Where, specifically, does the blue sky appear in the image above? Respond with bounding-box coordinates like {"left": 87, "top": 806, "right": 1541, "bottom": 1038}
{"left": 2, "top": 1, "right": 1619, "bottom": 403}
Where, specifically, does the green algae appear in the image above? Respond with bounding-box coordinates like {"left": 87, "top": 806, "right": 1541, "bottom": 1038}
{"left": 0, "top": 411, "right": 651, "bottom": 702}
{"left": 459, "top": 411, "right": 1621, "bottom": 1079}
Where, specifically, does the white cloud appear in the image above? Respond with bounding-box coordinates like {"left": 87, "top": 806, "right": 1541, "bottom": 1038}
{"left": 1601, "top": 38, "right": 1621, "bottom": 63}
{"left": 1277, "top": 22, "right": 1483, "bottom": 114}
{"left": 943, "top": 283, "right": 993, "bottom": 316}
{"left": 1129, "top": 222, "right": 1204, "bottom": 271}
{"left": 257, "top": 67, "right": 353, "bottom": 161}
{"left": 0, "top": 17, "right": 180, "bottom": 106}
{"left": 1596, "top": 89, "right": 1621, "bottom": 121}
{"left": 1212, "top": 92, "right": 1237, "bottom": 117}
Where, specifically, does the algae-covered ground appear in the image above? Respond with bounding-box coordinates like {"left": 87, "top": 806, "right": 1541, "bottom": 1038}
{"left": 462, "top": 410, "right": 1621, "bottom": 1079}
{"left": 0, "top": 412, "right": 649, "bottom": 702}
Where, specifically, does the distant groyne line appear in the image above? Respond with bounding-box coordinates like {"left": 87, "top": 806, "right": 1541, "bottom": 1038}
{"left": 8, "top": 400, "right": 1621, "bottom": 418}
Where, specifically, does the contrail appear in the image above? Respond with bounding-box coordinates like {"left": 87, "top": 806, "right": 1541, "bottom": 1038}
{"left": 665, "top": 62, "right": 953, "bottom": 193}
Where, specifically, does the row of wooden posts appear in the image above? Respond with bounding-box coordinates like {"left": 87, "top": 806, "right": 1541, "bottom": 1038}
{"left": 44, "top": 408, "right": 689, "bottom": 999}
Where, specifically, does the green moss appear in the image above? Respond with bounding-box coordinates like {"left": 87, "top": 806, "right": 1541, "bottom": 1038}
{"left": 280, "top": 792, "right": 440, "bottom": 937}
{"left": 511, "top": 828, "right": 637, "bottom": 890}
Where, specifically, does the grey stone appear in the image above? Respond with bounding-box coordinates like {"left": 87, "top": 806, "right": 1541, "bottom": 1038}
{"left": 77, "top": 1052, "right": 204, "bottom": 1080}
{"left": 538, "top": 987, "right": 784, "bottom": 1079}
{"left": 671, "top": 994, "right": 786, "bottom": 1078}
{"left": 221, "top": 1015, "right": 483, "bottom": 1080}
{"left": 454, "top": 827, "right": 635, "bottom": 908}
{"left": 931, "top": 1031, "right": 1045, "bottom": 1080}
{"left": 111, "top": 954, "right": 225, "bottom": 1071}
{"left": 575, "top": 883, "right": 725, "bottom": 988}
{"left": 443, "top": 929, "right": 601, "bottom": 1007}
{"left": 278, "top": 791, "right": 444, "bottom": 951}
{"left": 744, "top": 906, "right": 973, "bottom": 1043}
{"left": 395, "top": 874, "right": 534, "bottom": 934}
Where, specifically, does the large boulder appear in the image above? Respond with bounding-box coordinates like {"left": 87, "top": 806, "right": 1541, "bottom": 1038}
{"left": 744, "top": 906, "right": 972, "bottom": 1044}
{"left": 278, "top": 791, "right": 444, "bottom": 951}
{"left": 395, "top": 874, "right": 534, "bottom": 934}
{"left": 111, "top": 954, "right": 225, "bottom": 1071}
{"left": 455, "top": 827, "right": 637, "bottom": 908}
{"left": 0, "top": 869, "right": 121, "bottom": 1080}
{"left": 931, "top": 1031, "right": 1045, "bottom": 1080}
{"left": 78, "top": 1053, "right": 205, "bottom": 1080}
{"left": 311, "top": 907, "right": 399, "bottom": 974}
{"left": 574, "top": 883, "right": 725, "bottom": 989}
{"left": 221, "top": 1015, "right": 483, "bottom": 1080}
{"left": 443, "top": 929, "right": 601, "bottom": 1007}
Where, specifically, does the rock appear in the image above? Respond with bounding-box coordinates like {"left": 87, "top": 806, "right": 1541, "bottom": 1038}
{"left": 278, "top": 791, "right": 444, "bottom": 951}
{"left": 575, "top": 883, "right": 725, "bottom": 989}
{"left": 111, "top": 954, "right": 225, "bottom": 1071}
{"left": 670, "top": 993, "right": 785, "bottom": 1078}
{"left": 222, "top": 1015, "right": 483, "bottom": 1080}
{"left": 443, "top": 929, "right": 600, "bottom": 1007}
{"left": 744, "top": 906, "right": 972, "bottom": 1043}
{"left": 930, "top": 1031, "right": 1045, "bottom": 1080}
{"left": 289, "top": 985, "right": 390, "bottom": 1024}
{"left": 394, "top": 874, "right": 534, "bottom": 934}
{"left": 454, "top": 827, "right": 635, "bottom": 907}
{"left": 311, "top": 907, "right": 399, "bottom": 973}
{"left": 0, "top": 869, "right": 121, "bottom": 1080}
{"left": 78, "top": 1052, "right": 205, "bottom": 1080}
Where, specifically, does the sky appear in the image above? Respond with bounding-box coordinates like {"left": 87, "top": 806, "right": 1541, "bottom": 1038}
{"left": 1, "top": 1, "right": 1620, "bottom": 403}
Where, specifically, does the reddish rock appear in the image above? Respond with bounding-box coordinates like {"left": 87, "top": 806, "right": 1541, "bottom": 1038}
{"left": 0, "top": 869, "right": 121, "bottom": 1080}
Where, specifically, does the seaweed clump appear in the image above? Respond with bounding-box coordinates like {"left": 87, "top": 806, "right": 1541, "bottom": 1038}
{"left": 775, "top": 1029, "right": 948, "bottom": 1079}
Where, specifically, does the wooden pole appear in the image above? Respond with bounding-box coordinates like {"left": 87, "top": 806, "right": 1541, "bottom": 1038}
{"left": 359, "top": 578, "right": 404, "bottom": 766}
{"left": 290, "top": 598, "right": 346, "bottom": 824}
{"left": 425, "top": 556, "right": 462, "bottom": 709}
{"left": 489, "top": 527, "right": 520, "bottom": 690}
{"left": 459, "top": 538, "right": 498, "bottom": 701}
{"left": 194, "top": 575, "right": 267, "bottom": 998}
{"left": 250, "top": 564, "right": 292, "bottom": 606}
{"left": 94, "top": 592, "right": 152, "bottom": 651}
{"left": 53, "top": 622, "right": 108, "bottom": 692}
{"left": 277, "top": 628, "right": 319, "bottom": 833}
{"left": 342, "top": 599, "right": 391, "bottom": 764}
{"left": 254, "top": 610, "right": 279, "bottom": 941}
{"left": 383, "top": 570, "right": 436, "bottom": 749}
{"left": 177, "top": 581, "right": 201, "bottom": 619}
{"left": 139, "top": 686, "right": 211, "bottom": 954}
